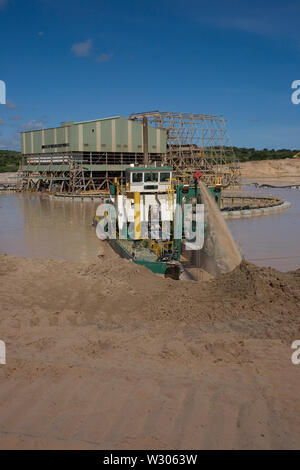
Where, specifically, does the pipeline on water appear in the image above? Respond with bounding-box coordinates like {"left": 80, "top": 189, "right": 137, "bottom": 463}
{"left": 252, "top": 183, "right": 300, "bottom": 189}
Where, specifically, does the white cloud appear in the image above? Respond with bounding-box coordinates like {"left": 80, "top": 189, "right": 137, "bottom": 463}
{"left": 11, "top": 114, "right": 22, "bottom": 121}
{"left": 95, "top": 52, "right": 114, "bottom": 63}
{"left": 19, "top": 118, "right": 48, "bottom": 132}
{"left": 5, "top": 99, "right": 17, "bottom": 110}
{"left": 206, "top": 16, "right": 271, "bottom": 36}
{"left": 0, "top": 132, "right": 20, "bottom": 151}
{"left": 0, "top": 0, "right": 8, "bottom": 11}
{"left": 71, "top": 39, "right": 93, "bottom": 57}
{"left": 71, "top": 38, "right": 114, "bottom": 63}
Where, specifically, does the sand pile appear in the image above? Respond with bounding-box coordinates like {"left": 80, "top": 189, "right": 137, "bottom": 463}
{"left": 0, "top": 251, "right": 299, "bottom": 449}
{"left": 213, "top": 260, "right": 300, "bottom": 299}
{"left": 0, "top": 172, "right": 19, "bottom": 185}
{"left": 1, "top": 251, "right": 298, "bottom": 331}
{"left": 238, "top": 158, "right": 300, "bottom": 178}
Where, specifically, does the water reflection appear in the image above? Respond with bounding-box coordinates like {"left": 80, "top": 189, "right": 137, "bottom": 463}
{"left": 0, "top": 193, "right": 101, "bottom": 263}
{"left": 227, "top": 183, "right": 300, "bottom": 271}
{"left": 0, "top": 185, "right": 300, "bottom": 271}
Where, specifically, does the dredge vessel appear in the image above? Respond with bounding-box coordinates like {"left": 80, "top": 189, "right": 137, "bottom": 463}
{"left": 93, "top": 165, "right": 222, "bottom": 276}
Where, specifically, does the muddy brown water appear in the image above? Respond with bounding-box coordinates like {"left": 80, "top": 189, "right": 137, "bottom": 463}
{"left": 226, "top": 179, "right": 300, "bottom": 272}
{"left": 0, "top": 193, "right": 101, "bottom": 263}
{"left": 0, "top": 181, "right": 299, "bottom": 271}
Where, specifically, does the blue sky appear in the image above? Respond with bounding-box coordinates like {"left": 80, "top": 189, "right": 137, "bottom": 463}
{"left": 0, "top": 0, "right": 300, "bottom": 150}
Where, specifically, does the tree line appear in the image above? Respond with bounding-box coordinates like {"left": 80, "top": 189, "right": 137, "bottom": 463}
{"left": 229, "top": 147, "right": 299, "bottom": 162}
{"left": 0, "top": 150, "right": 21, "bottom": 172}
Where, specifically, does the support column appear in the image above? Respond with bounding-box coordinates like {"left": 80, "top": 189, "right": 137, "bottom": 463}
{"left": 143, "top": 117, "right": 149, "bottom": 166}
{"left": 134, "top": 192, "right": 141, "bottom": 240}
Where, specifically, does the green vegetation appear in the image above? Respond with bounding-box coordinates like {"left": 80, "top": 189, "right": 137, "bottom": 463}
{"left": 229, "top": 147, "right": 299, "bottom": 162}
{"left": 0, "top": 150, "right": 21, "bottom": 173}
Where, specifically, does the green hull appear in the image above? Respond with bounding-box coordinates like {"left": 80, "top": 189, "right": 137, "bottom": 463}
{"left": 108, "top": 238, "right": 174, "bottom": 275}
{"left": 134, "top": 259, "right": 169, "bottom": 274}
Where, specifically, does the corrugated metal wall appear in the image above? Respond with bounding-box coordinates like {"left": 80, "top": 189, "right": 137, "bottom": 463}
{"left": 21, "top": 117, "right": 167, "bottom": 155}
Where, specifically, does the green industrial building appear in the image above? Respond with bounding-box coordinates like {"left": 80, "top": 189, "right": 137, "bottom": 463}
{"left": 21, "top": 116, "right": 167, "bottom": 192}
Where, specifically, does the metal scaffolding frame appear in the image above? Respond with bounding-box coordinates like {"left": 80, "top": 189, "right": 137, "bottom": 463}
{"left": 20, "top": 151, "right": 160, "bottom": 193}
{"left": 130, "top": 111, "right": 240, "bottom": 185}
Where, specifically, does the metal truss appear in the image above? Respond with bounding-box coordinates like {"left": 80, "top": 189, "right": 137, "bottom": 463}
{"left": 130, "top": 111, "right": 240, "bottom": 185}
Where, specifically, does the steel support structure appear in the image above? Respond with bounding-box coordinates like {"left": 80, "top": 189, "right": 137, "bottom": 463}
{"left": 20, "top": 151, "right": 163, "bottom": 193}
{"left": 130, "top": 111, "right": 240, "bottom": 185}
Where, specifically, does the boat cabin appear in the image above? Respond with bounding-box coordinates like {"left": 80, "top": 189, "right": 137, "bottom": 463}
{"left": 126, "top": 166, "right": 173, "bottom": 193}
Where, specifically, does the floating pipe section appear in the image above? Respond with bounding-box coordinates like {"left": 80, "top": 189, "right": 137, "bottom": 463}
{"left": 222, "top": 198, "right": 291, "bottom": 219}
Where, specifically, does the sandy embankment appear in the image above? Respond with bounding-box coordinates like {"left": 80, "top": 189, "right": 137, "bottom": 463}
{"left": 0, "top": 246, "right": 299, "bottom": 450}
{"left": 238, "top": 158, "right": 300, "bottom": 179}
{"left": 0, "top": 172, "right": 19, "bottom": 185}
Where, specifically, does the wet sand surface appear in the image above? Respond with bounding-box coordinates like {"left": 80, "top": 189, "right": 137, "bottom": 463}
{"left": 0, "top": 252, "right": 299, "bottom": 449}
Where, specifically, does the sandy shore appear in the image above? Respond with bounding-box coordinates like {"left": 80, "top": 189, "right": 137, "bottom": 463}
{"left": 238, "top": 158, "right": 300, "bottom": 179}
{"left": 0, "top": 246, "right": 299, "bottom": 449}
{"left": 0, "top": 172, "right": 19, "bottom": 184}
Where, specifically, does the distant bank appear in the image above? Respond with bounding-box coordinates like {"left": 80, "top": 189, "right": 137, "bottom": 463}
{"left": 238, "top": 158, "right": 300, "bottom": 178}
{"left": 1, "top": 158, "right": 300, "bottom": 186}
{"left": 0, "top": 172, "right": 18, "bottom": 185}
